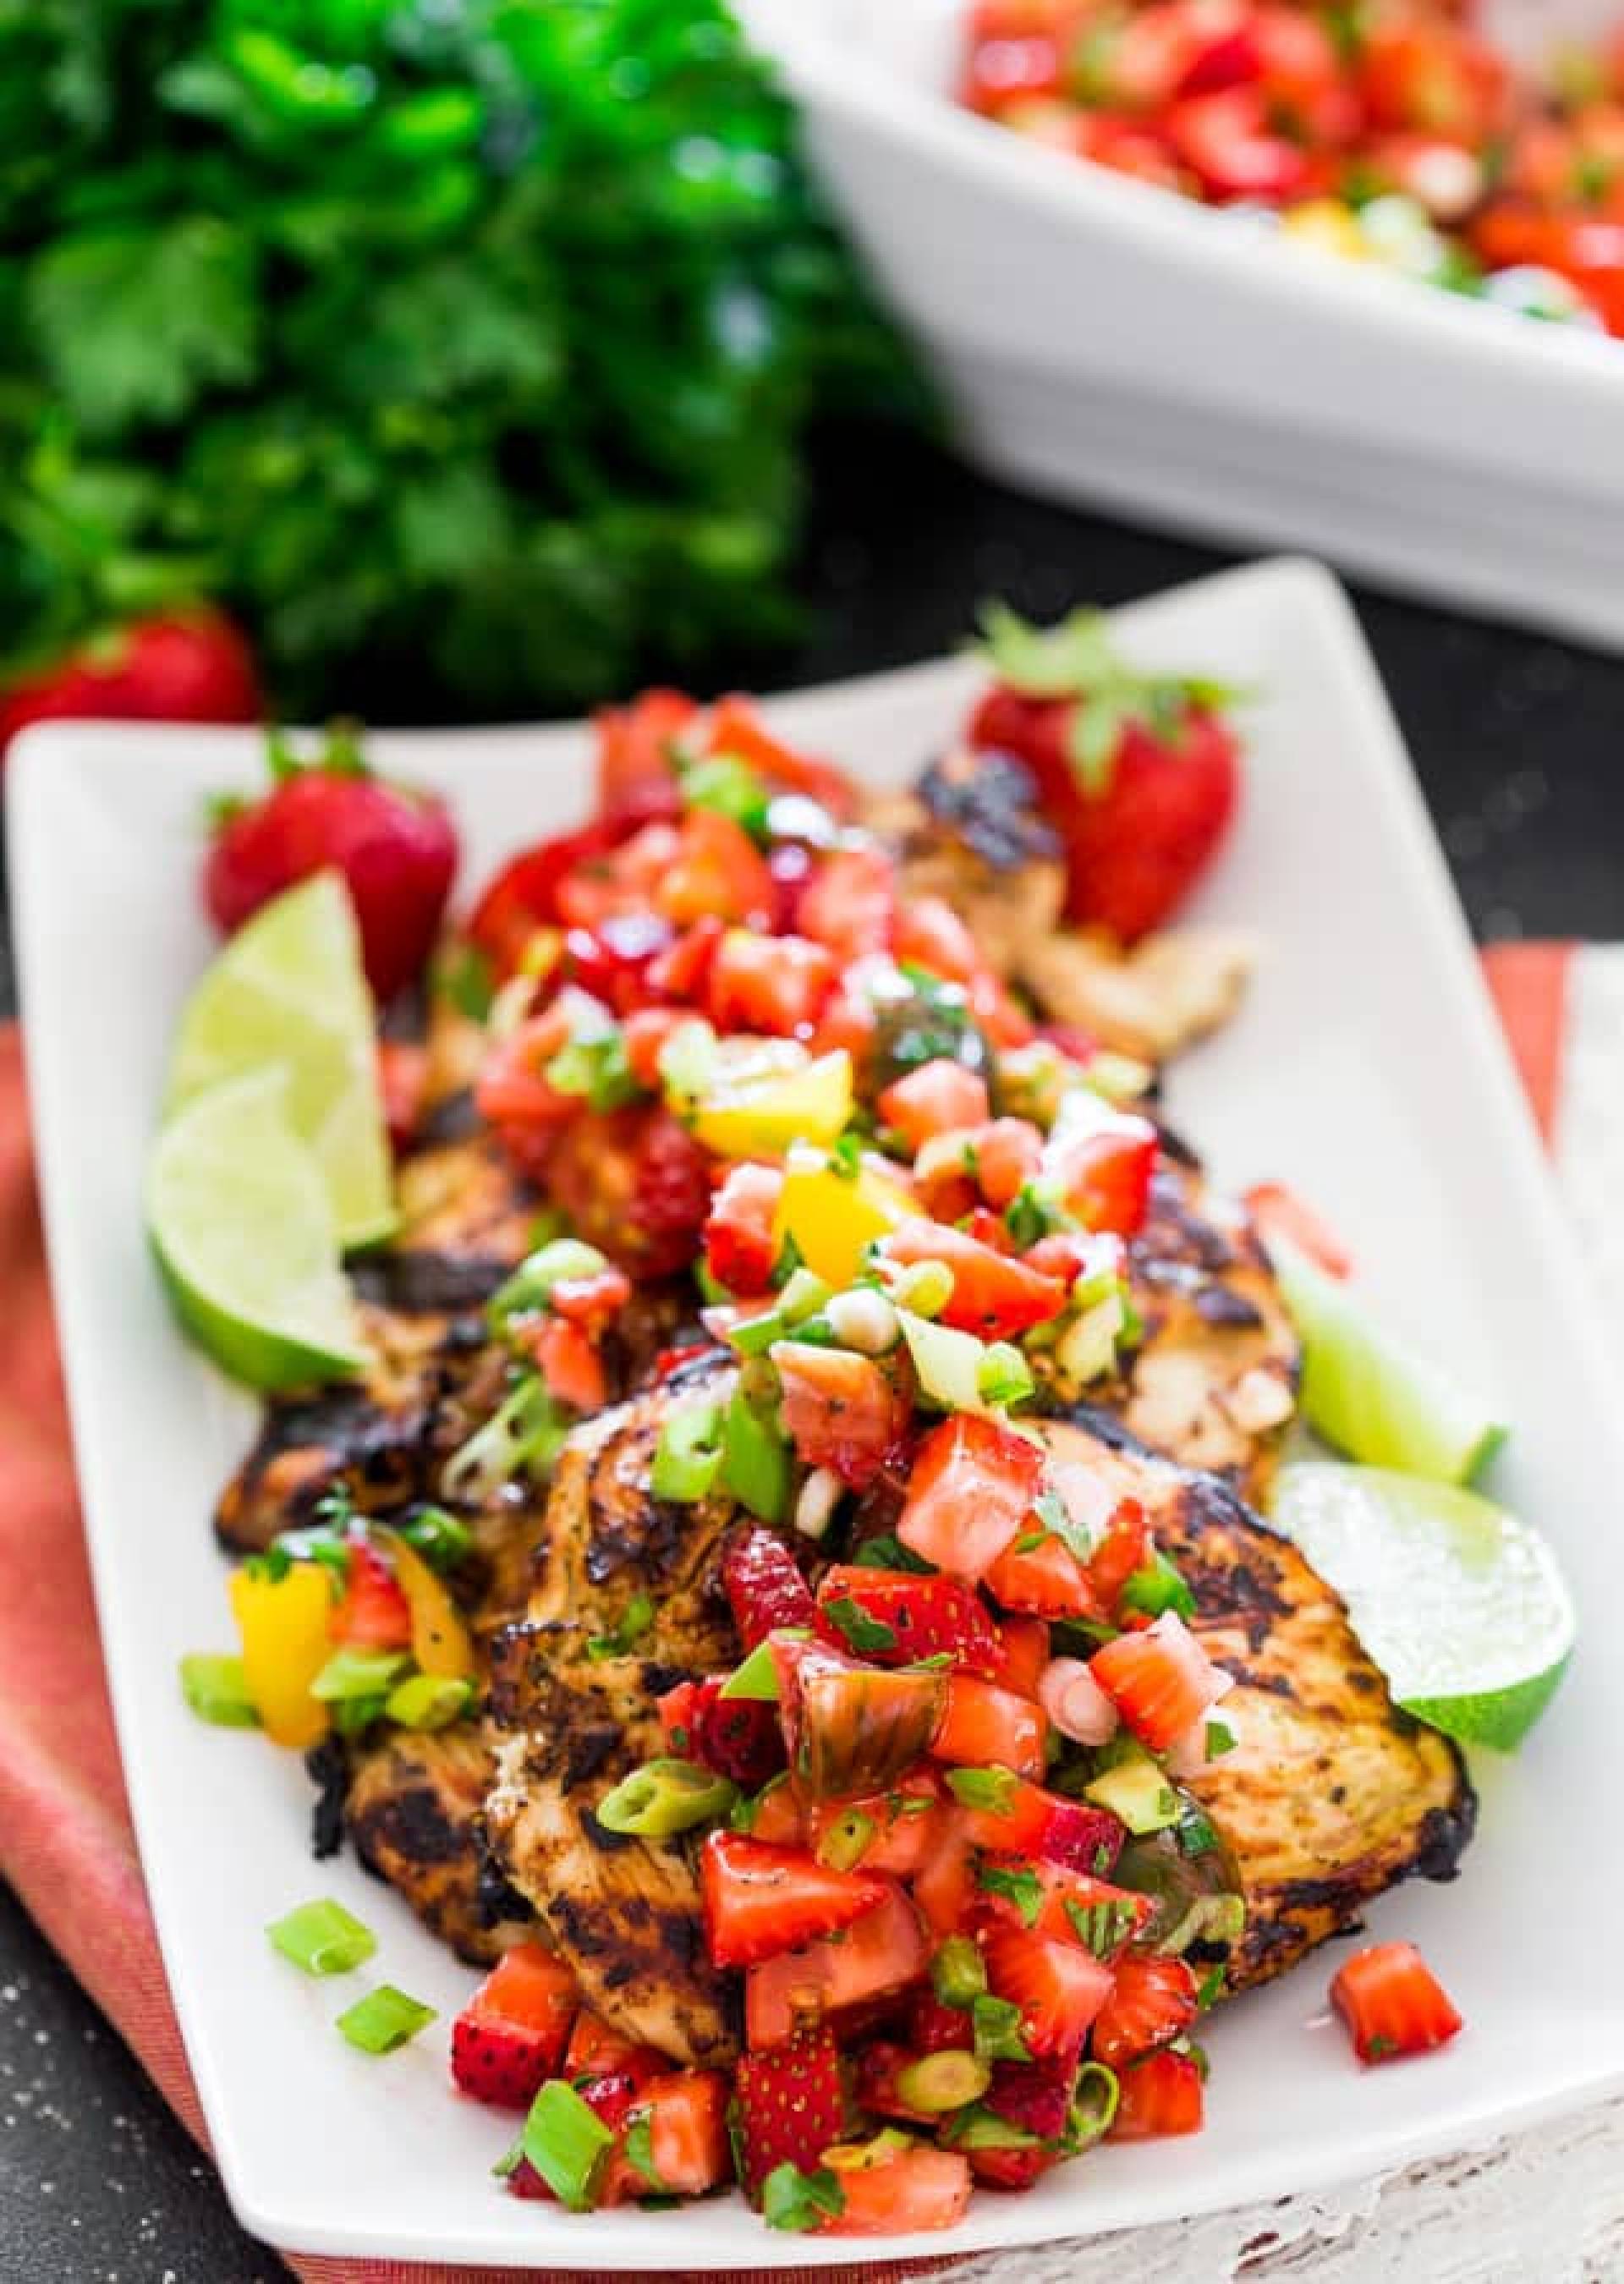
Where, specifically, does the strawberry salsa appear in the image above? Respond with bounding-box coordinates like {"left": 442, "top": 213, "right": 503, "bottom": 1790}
{"left": 963, "top": 0, "right": 1624, "bottom": 336}
{"left": 186, "top": 611, "right": 1462, "bottom": 2237}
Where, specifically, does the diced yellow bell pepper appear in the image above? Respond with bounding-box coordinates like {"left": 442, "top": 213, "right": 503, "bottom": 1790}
{"left": 693, "top": 1050, "right": 854, "bottom": 1161}
{"left": 1281, "top": 200, "right": 1369, "bottom": 263}
{"left": 379, "top": 1530, "right": 476, "bottom": 1680}
{"left": 229, "top": 1562, "right": 334, "bottom": 1750}
{"left": 774, "top": 1154, "right": 916, "bottom": 1287}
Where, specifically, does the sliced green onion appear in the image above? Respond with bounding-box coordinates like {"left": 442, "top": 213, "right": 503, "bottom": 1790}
{"left": 895, "top": 2050, "right": 990, "bottom": 2114}
{"left": 651, "top": 1401, "right": 723, "bottom": 1504}
{"left": 336, "top": 1984, "right": 437, "bottom": 2054}
{"left": 1084, "top": 1051, "right": 1155, "bottom": 1106}
{"left": 890, "top": 1259, "right": 954, "bottom": 1319}
{"left": 971, "top": 1992, "right": 1031, "bottom": 2062}
{"left": 931, "top": 1934, "right": 987, "bottom": 2010}
{"left": 595, "top": 1757, "right": 737, "bottom": 1837}
{"left": 943, "top": 2105, "right": 1041, "bottom": 2151}
{"left": 385, "top": 1672, "right": 475, "bottom": 1731}
{"left": 815, "top": 1807, "right": 875, "bottom": 1872}
{"left": 522, "top": 2078, "right": 617, "bottom": 2212}
{"left": 720, "top": 1387, "right": 792, "bottom": 1524}
{"left": 1119, "top": 1549, "right": 1195, "bottom": 1622}
{"left": 311, "top": 1648, "right": 412, "bottom": 1703}
{"left": 546, "top": 1029, "right": 641, "bottom": 1114}
{"left": 178, "top": 1653, "right": 259, "bottom": 1728}
{"left": 395, "top": 1506, "right": 474, "bottom": 1571}
{"left": 977, "top": 1342, "right": 1035, "bottom": 1407}
{"left": 727, "top": 1307, "right": 787, "bottom": 1357}
{"left": 683, "top": 753, "right": 772, "bottom": 839}
{"left": 779, "top": 1267, "right": 833, "bottom": 1323}
{"left": 442, "top": 1372, "right": 568, "bottom": 1502}
{"left": 1056, "top": 1292, "right": 1126, "bottom": 1386}
{"left": 1064, "top": 2061, "right": 1120, "bottom": 2152}
{"left": 267, "top": 1898, "right": 376, "bottom": 1976}
{"left": 656, "top": 1017, "right": 719, "bottom": 1113}
{"left": 488, "top": 1238, "right": 612, "bottom": 1328}
{"left": 587, "top": 1590, "right": 657, "bottom": 1661}
{"left": 719, "top": 1636, "right": 791, "bottom": 1700}
{"left": 897, "top": 1308, "right": 997, "bottom": 1417}
{"left": 946, "top": 1765, "right": 1018, "bottom": 1815}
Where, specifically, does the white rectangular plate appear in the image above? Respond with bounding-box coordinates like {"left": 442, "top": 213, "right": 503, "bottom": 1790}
{"left": 11, "top": 558, "right": 1624, "bottom": 2268}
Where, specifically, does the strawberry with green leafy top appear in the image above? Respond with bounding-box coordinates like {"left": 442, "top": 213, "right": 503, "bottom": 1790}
{"left": 970, "top": 603, "right": 1242, "bottom": 942}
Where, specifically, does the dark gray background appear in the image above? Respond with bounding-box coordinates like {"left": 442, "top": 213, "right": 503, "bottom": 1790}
{"left": 3, "top": 431, "right": 1622, "bottom": 2283}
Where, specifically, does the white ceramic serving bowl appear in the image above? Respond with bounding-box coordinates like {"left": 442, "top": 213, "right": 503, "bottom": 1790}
{"left": 742, "top": 0, "right": 1624, "bottom": 649}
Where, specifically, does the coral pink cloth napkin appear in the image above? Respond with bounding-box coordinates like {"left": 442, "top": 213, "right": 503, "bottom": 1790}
{"left": 0, "top": 946, "right": 1585, "bottom": 2279}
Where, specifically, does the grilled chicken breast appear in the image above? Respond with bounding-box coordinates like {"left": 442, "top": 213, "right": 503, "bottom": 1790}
{"left": 1037, "top": 1408, "right": 1474, "bottom": 1991}
{"left": 485, "top": 1356, "right": 749, "bottom": 2062}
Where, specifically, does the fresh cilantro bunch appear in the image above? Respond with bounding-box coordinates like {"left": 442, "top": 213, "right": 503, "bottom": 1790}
{"left": 0, "top": 0, "right": 924, "bottom": 716}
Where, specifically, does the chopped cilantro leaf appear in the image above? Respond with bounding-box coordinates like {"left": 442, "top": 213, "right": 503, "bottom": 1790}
{"left": 762, "top": 2162, "right": 846, "bottom": 2232}
{"left": 820, "top": 1595, "right": 898, "bottom": 1656}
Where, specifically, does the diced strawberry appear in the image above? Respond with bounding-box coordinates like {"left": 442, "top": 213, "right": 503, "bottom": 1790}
{"left": 622, "top": 2070, "right": 733, "bottom": 2197}
{"left": 1045, "top": 1106, "right": 1158, "bottom": 1238}
{"left": 657, "top": 1677, "right": 785, "bottom": 1788}
{"left": 562, "top": 2007, "right": 665, "bottom": 2087}
{"left": 1088, "top": 1497, "right": 1154, "bottom": 1614}
{"left": 987, "top": 2051, "right": 1078, "bottom": 2141}
{"left": 879, "top": 1060, "right": 991, "bottom": 1152}
{"left": 996, "top": 1612, "right": 1052, "bottom": 1698}
{"left": 930, "top": 1673, "right": 1049, "bottom": 1781}
{"left": 898, "top": 1414, "right": 1046, "bottom": 1581}
{"left": 1108, "top": 2049, "right": 1205, "bottom": 2139}
{"left": 821, "top": 2144, "right": 973, "bottom": 2236}
{"left": 548, "top": 1264, "right": 633, "bottom": 1333}
{"left": 974, "top": 1853, "right": 1152, "bottom": 1955}
{"left": 814, "top": 1566, "right": 1002, "bottom": 1676}
{"left": 908, "top": 1985, "right": 979, "bottom": 2054}
{"left": 953, "top": 1773, "right": 1124, "bottom": 1875}
{"left": 775, "top": 1343, "right": 910, "bottom": 1491}
{"left": 705, "top": 695, "right": 856, "bottom": 820}
{"left": 595, "top": 688, "right": 694, "bottom": 820}
{"left": 968, "top": 2145, "right": 1056, "bottom": 2192}
{"left": 981, "top": 1926, "right": 1114, "bottom": 2059}
{"left": 451, "top": 1943, "right": 579, "bottom": 2110}
{"left": 773, "top": 1636, "right": 947, "bottom": 1800}
{"left": 701, "top": 1832, "right": 887, "bottom": 1968}
{"left": 985, "top": 1531, "right": 1102, "bottom": 1620}
{"left": 892, "top": 893, "right": 981, "bottom": 985}
{"left": 722, "top": 1527, "right": 815, "bottom": 1647}
{"left": 706, "top": 930, "right": 839, "bottom": 1038}
{"left": 656, "top": 809, "right": 774, "bottom": 929}
{"left": 529, "top": 1315, "right": 606, "bottom": 1414}
{"left": 798, "top": 844, "right": 896, "bottom": 961}
{"left": 733, "top": 2023, "right": 850, "bottom": 2199}
{"left": 972, "top": 1117, "right": 1045, "bottom": 1210}
{"left": 1090, "top": 1954, "right": 1200, "bottom": 2070}
{"left": 1090, "top": 1612, "right": 1230, "bottom": 1754}
{"left": 703, "top": 1163, "right": 784, "bottom": 1297}
{"left": 625, "top": 1108, "right": 713, "bottom": 1266}
{"left": 744, "top": 1884, "right": 928, "bottom": 2050}
{"left": 505, "top": 2155, "right": 551, "bottom": 2200}
{"left": 621, "top": 1004, "right": 688, "bottom": 1090}
{"left": 1330, "top": 1941, "right": 1463, "bottom": 2066}
{"left": 329, "top": 1536, "right": 412, "bottom": 1650}
{"left": 645, "top": 914, "right": 724, "bottom": 1002}
{"left": 880, "top": 1219, "right": 1067, "bottom": 1339}
{"left": 910, "top": 1815, "right": 979, "bottom": 1940}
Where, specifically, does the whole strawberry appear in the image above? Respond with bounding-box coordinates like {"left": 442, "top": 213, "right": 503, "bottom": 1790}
{"left": 968, "top": 602, "right": 1242, "bottom": 942}
{"left": 204, "top": 726, "right": 458, "bottom": 1003}
{"left": 1, "top": 607, "right": 261, "bottom": 761}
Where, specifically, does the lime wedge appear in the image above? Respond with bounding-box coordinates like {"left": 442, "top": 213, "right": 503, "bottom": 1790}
{"left": 1274, "top": 1241, "right": 1506, "bottom": 1485}
{"left": 148, "top": 1068, "right": 370, "bottom": 1391}
{"left": 1271, "top": 1460, "right": 1574, "bottom": 1750}
{"left": 167, "top": 871, "right": 394, "bottom": 1249}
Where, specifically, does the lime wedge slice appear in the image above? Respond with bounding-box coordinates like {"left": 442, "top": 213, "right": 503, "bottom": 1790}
{"left": 1271, "top": 1459, "right": 1574, "bottom": 1750}
{"left": 147, "top": 1068, "right": 370, "bottom": 1391}
{"left": 1274, "top": 1240, "right": 1506, "bottom": 1485}
{"left": 167, "top": 871, "right": 394, "bottom": 1249}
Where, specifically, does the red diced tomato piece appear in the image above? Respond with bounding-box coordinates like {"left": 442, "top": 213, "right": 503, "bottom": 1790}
{"left": 1108, "top": 2049, "right": 1205, "bottom": 2139}
{"left": 744, "top": 1882, "right": 928, "bottom": 2049}
{"left": 1330, "top": 1941, "right": 1463, "bottom": 2065}
{"left": 706, "top": 930, "right": 839, "bottom": 1037}
{"left": 996, "top": 1612, "right": 1051, "bottom": 1698}
{"left": 774, "top": 1343, "right": 909, "bottom": 1491}
{"left": 879, "top": 1058, "right": 991, "bottom": 1150}
{"left": 898, "top": 1414, "right": 1046, "bottom": 1579}
{"left": 595, "top": 689, "right": 694, "bottom": 820}
{"left": 329, "top": 1537, "right": 412, "bottom": 1650}
{"left": 798, "top": 845, "right": 896, "bottom": 960}
{"left": 930, "top": 1673, "right": 1049, "bottom": 1780}
{"left": 656, "top": 810, "right": 774, "bottom": 929}
{"left": 972, "top": 1117, "right": 1045, "bottom": 1209}
{"left": 892, "top": 895, "right": 982, "bottom": 986}
{"left": 1089, "top": 1612, "right": 1229, "bottom": 1753}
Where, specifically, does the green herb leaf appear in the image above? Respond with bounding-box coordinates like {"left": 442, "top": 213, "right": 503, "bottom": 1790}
{"left": 977, "top": 1860, "right": 1045, "bottom": 1926}
{"left": 761, "top": 2161, "right": 846, "bottom": 2232}
{"left": 820, "top": 1595, "right": 898, "bottom": 1656}
{"left": 336, "top": 1984, "right": 436, "bottom": 2055}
